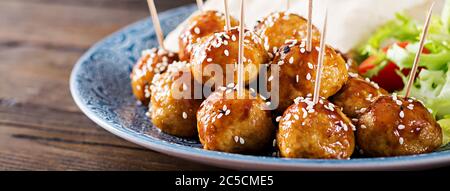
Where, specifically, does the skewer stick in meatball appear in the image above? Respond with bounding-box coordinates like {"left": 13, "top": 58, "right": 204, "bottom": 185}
{"left": 357, "top": 4, "right": 442, "bottom": 156}
{"left": 196, "top": 0, "right": 204, "bottom": 12}
{"left": 190, "top": 26, "right": 268, "bottom": 88}
{"left": 147, "top": 0, "right": 166, "bottom": 51}
{"left": 277, "top": 10, "right": 355, "bottom": 159}
{"left": 286, "top": 0, "right": 290, "bottom": 11}
{"left": 306, "top": 0, "right": 313, "bottom": 52}
{"left": 271, "top": 8, "right": 347, "bottom": 113}
{"left": 405, "top": 3, "right": 434, "bottom": 98}
{"left": 237, "top": 0, "right": 245, "bottom": 97}
{"left": 197, "top": 3, "right": 275, "bottom": 153}
{"left": 223, "top": 0, "right": 231, "bottom": 31}
{"left": 130, "top": 0, "right": 179, "bottom": 105}
{"left": 272, "top": 41, "right": 348, "bottom": 113}
{"left": 312, "top": 8, "right": 327, "bottom": 104}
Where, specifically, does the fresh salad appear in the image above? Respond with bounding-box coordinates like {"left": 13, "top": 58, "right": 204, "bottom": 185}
{"left": 355, "top": 0, "right": 450, "bottom": 145}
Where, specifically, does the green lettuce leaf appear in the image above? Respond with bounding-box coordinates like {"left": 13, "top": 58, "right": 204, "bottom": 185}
{"left": 438, "top": 117, "right": 450, "bottom": 146}
{"left": 357, "top": 11, "right": 450, "bottom": 71}
{"left": 357, "top": 1, "right": 450, "bottom": 144}
{"left": 443, "top": 0, "right": 450, "bottom": 33}
{"left": 386, "top": 43, "right": 450, "bottom": 70}
{"left": 357, "top": 13, "right": 420, "bottom": 61}
{"left": 401, "top": 64, "right": 450, "bottom": 119}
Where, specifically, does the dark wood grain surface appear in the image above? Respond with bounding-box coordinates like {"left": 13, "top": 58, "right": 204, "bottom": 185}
{"left": 0, "top": 0, "right": 219, "bottom": 170}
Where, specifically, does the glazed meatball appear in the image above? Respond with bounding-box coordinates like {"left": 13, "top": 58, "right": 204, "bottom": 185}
{"left": 273, "top": 40, "right": 348, "bottom": 113}
{"left": 197, "top": 88, "right": 275, "bottom": 154}
{"left": 277, "top": 96, "right": 355, "bottom": 159}
{"left": 150, "top": 61, "right": 202, "bottom": 137}
{"left": 179, "top": 10, "right": 239, "bottom": 61}
{"left": 254, "top": 12, "right": 320, "bottom": 57}
{"left": 357, "top": 95, "right": 442, "bottom": 157}
{"left": 191, "top": 28, "right": 269, "bottom": 87}
{"left": 130, "top": 48, "right": 178, "bottom": 105}
{"left": 331, "top": 73, "right": 388, "bottom": 118}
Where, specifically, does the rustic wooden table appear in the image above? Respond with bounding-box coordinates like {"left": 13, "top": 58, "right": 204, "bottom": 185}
{"left": 0, "top": 0, "right": 219, "bottom": 170}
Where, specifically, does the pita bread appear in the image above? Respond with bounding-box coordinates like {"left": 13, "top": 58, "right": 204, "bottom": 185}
{"left": 164, "top": 0, "right": 443, "bottom": 53}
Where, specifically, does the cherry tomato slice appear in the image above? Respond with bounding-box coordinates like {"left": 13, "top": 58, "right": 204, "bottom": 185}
{"left": 371, "top": 62, "right": 406, "bottom": 92}
{"left": 359, "top": 56, "right": 377, "bottom": 74}
{"left": 358, "top": 42, "right": 429, "bottom": 92}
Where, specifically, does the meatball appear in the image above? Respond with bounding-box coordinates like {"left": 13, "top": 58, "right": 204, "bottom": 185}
{"left": 254, "top": 12, "right": 320, "bottom": 57}
{"left": 197, "top": 88, "right": 275, "bottom": 154}
{"left": 273, "top": 40, "right": 348, "bottom": 113}
{"left": 150, "top": 61, "right": 202, "bottom": 137}
{"left": 179, "top": 10, "right": 239, "bottom": 61}
{"left": 191, "top": 28, "right": 269, "bottom": 87}
{"left": 357, "top": 95, "right": 442, "bottom": 157}
{"left": 331, "top": 73, "right": 388, "bottom": 119}
{"left": 277, "top": 96, "right": 355, "bottom": 159}
{"left": 130, "top": 48, "right": 178, "bottom": 105}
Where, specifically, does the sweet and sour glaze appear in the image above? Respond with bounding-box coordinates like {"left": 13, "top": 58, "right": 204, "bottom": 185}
{"left": 357, "top": 95, "right": 442, "bottom": 157}
{"left": 150, "top": 61, "right": 203, "bottom": 137}
{"left": 331, "top": 73, "right": 388, "bottom": 119}
{"left": 129, "top": 7, "right": 444, "bottom": 160}
{"left": 179, "top": 10, "right": 239, "bottom": 61}
{"left": 272, "top": 39, "right": 348, "bottom": 113}
{"left": 255, "top": 12, "right": 320, "bottom": 57}
{"left": 191, "top": 28, "right": 269, "bottom": 87}
{"left": 197, "top": 89, "right": 275, "bottom": 154}
{"left": 130, "top": 48, "right": 179, "bottom": 105}
{"left": 277, "top": 96, "right": 355, "bottom": 159}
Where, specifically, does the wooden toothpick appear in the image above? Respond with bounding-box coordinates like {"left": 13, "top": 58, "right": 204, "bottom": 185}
{"left": 313, "top": 8, "right": 327, "bottom": 104}
{"left": 286, "top": 0, "right": 290, "bottom": 11}
{"left": 196, "top": 0, "right": 204, "bottom": 11}
{"left": 237, "top": 0, "right": 245, "bottom": 97}
{"left": 147, "top": 0, "right": 166, "bottom": 51}
{"left": 224, "top": 0, "right": 231, "bottom": 31}
{"left": 405, "top": 3, "right": 434, "bottom": 98}
{"left": 306, "top": 0, "right": 313, "bottom": 52}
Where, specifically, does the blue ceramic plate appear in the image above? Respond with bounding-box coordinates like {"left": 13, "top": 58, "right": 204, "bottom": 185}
{"left": 70, "top": 4, "right": 450, "bottom": 170}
